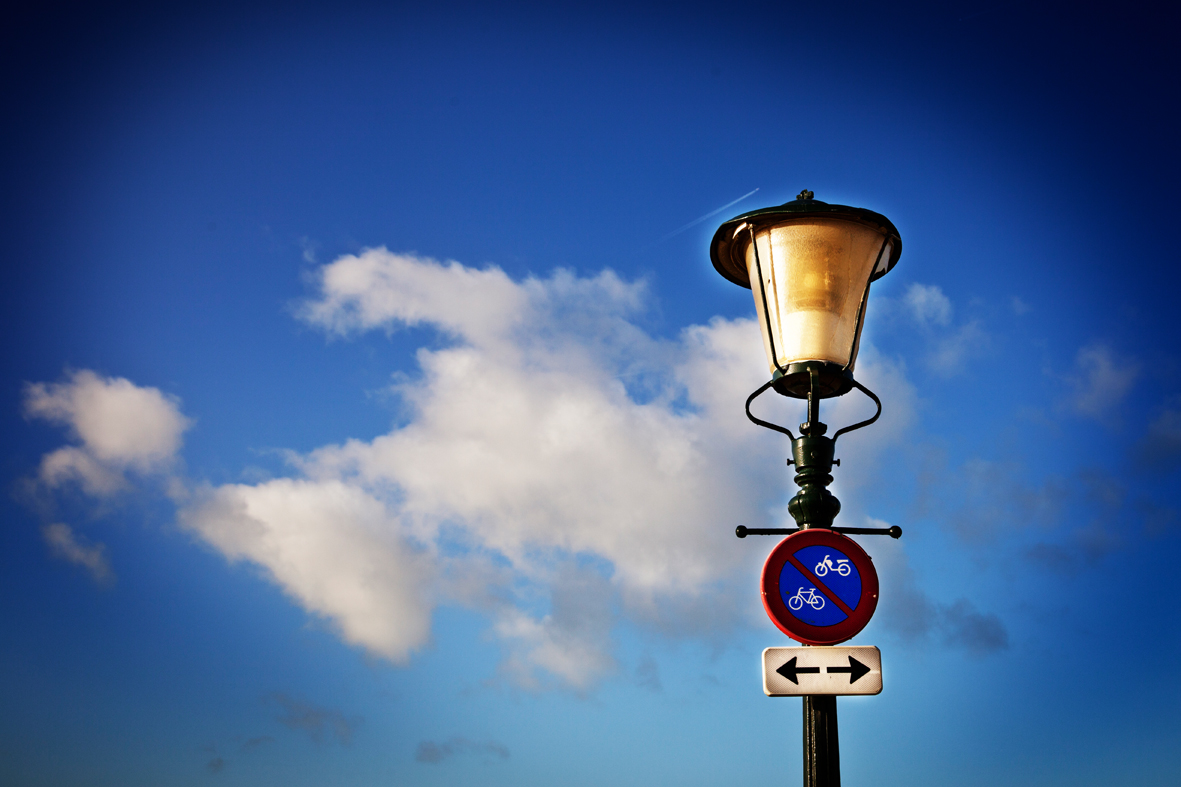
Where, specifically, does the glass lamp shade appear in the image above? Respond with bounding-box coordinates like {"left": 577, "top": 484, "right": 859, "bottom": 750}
{"left": 744, "top": 218, "right": 891, "bottom": 370}
{"left": 711, "top": 195, "right": 901, "bottom": 396}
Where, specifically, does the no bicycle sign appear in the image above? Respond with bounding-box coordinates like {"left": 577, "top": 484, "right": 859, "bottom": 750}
{"left": 761, "top": 529, "right": 879, "bottom": 645}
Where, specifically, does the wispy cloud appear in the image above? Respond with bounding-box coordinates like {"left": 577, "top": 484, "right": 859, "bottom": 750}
{"left": 903, "top": 283, "right": 952, "bottom": 327}
{"left": 493, "top": 566, "right": 616, "bottom": 691}
{"left": 871, "top": 533, "right": 1008, "bottom": 656}
{"left": 1063, "top": 343, "right": 1138, "bottom": 421}
{"left": 1137, "top": 402, "right": 1181, "bottom": 470}
{"left": 915, "top": 454, "right": 1067, "bottom": 542}
{"left": 41, "top": 523, "right": 113, "bottom": 585}
{"left": 268, "top": 693, "right": 359, "bottom": 745}
{"left": 937, "top": 598, "right": 1009, "bottom": 655}
{"left": 927, "top": 320, "right": 988, "bottom": 377}
{"left": 635, "top": 654, "right": 662, "bottom": 692}
{"left": 198, "top": 735, "right": 274, "bottom": 775}
{"left": 415, "top": 736, "right": 510, "bottom": 764}
{"left": 240, "top": 736, "right": 274, "bottom": 752}
{"left": 877, "top": 283, "right": 988, "bottom": 375}
{"left": 1020, "top": 470, "right": 1161, "bottom": 571}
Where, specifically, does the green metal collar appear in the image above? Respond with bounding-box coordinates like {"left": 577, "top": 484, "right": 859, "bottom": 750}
{"left": 709, "top": 191, "right": 903, "bottom": 290}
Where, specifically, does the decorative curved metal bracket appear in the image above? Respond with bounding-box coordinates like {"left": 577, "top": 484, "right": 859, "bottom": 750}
{"left": 744, "top": 373, "right": 881, "bottom": 443}
{"left": 831, "top": 378, "right": 882, "bottom": 444}
{"left": 745, "top": 377, "right": 795, "bottom": 440}
{"left": 743, "top": 370, "right": 884, "bottom": 531}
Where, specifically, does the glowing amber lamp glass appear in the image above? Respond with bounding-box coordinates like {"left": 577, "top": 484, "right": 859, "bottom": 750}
{"left": 740, "top": 217, "right": 892, "bottom": 373}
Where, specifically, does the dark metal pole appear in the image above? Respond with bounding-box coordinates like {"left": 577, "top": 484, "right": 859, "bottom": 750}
{"left": 803, "top": 695, "right": 840, "bottom": 787}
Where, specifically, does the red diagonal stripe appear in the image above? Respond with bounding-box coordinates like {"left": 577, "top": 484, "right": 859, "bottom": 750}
{"left": 784, "top": 553, "right": 856, "bottom": 618}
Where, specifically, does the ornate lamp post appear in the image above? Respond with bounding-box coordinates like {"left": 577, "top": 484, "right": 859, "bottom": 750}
{"left": 711, "top": 190, "right": 902, "bottom": 786}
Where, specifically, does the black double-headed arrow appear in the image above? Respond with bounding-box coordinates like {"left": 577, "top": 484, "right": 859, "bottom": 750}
{"left": 776, "top": 655, "right": 871, "bottom": 685}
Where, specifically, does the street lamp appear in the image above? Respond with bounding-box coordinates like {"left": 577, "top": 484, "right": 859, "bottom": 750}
{"left": 711, "top": 188, "right": 902, "bottom": 533}
{"left": 711, "top": 190, "right": 902, "bottom": 787}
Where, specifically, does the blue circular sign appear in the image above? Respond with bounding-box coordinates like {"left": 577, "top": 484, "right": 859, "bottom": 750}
{"left": 761, "top": 529, "right": 879, "bottom": 645}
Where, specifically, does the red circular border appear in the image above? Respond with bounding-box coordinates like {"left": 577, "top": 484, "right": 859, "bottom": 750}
{"left": 761, "top": 529, "right": 879, "bottom": 645}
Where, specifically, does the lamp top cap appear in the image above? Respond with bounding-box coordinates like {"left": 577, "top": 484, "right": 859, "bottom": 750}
{"left": 709, "top": 190, "right": 902, "bottom": 290}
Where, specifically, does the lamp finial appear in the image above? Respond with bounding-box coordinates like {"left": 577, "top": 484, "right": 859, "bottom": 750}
{"left": 797, "top": 189, "right": 814, "bottom": 201}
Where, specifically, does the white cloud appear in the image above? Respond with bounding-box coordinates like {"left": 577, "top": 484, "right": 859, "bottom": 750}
{"left": 492, "top": 565, "right": 616, "bottom": 691}
{"left": 903, "top": 283, "right": 952, "bottom": 327}
{"left": 38, "top": 446, "right": 128, "bottom": 496}
{"left": 24, "top": 370, "right": 191, "bottom": 494}
{"left": 170, "top": 249, "right": 915, "bottom": 685}
{"left": 875, "top": 283, "right": 986, "bottom": 375}
{"left": 294, "top": 254, "right": 773, "bottom": 597}
{"left": 926, "top": 320, "right": 988, "bottom": 376}
{"left": 296, "top": 249, "right": 533, "bottom": 341}
{"left": 42, "top": 523, "right": 114, "bottom": 584}
{"left": 1065, "top": 343, "right": 1139, "bottom": 420}
{"left": 179, "top": 479, "right": 434, "bottom": 664}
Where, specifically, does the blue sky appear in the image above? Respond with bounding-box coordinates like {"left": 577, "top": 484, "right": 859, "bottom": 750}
{"left": 3, "top": 2, "right": 1180, "bottom": 785}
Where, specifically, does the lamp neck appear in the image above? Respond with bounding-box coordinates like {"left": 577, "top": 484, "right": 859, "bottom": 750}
{"left": 788, "top": 365, "right": 840, "bottom": 528}
{"left": 799, "top": 366, "right": 827, "bottom": 436}
{"left": 788, "top": 429, "right": 840, "bottom": 529}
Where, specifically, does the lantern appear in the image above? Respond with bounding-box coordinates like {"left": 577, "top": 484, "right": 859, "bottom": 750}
{"left": 710, "top": 190, "right": 901, "bottom": 398}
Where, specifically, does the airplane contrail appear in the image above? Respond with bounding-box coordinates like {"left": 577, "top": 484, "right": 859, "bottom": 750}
{"left": 653, "top": 188, "right": 760, "bottom": 244}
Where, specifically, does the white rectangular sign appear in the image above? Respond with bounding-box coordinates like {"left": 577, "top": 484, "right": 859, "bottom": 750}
{"left": 762, "top": 646, "right": 882, "bottom": 696}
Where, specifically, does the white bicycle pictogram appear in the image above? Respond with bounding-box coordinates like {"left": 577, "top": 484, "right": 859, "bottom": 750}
{"left": 787, "top": 587, "right": 825, "bottom": 611}
{"left": 814, "top": 554, "right": 851, "bottom": 577}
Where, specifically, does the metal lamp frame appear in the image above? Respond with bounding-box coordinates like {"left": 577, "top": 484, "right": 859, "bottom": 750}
{"left": 735, "top": 209, "right": 898, "bottom": 540}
